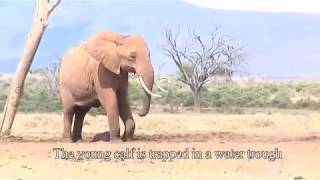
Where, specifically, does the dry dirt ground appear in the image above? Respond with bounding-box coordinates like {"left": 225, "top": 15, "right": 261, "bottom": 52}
{"left": 0, "top": 110, "right": 320, "bottom": 179}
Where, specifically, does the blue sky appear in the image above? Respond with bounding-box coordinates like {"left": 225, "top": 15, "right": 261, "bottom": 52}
{"left": 1, "top": 1, "right": 320, "bottom": 77}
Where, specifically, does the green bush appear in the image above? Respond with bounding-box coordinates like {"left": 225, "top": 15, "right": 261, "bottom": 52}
{"left": 295, "top": 98, "right": 320, "bottom": 110}
{"left": 237, "top": 87, "right": 272, "bottom": 107}
{"left": 128, "top": 80, "right": 144, "bottom": 110}
{"left": 1, "top": 75, "right": 320, "bottom": 113}
{"left": 295, "top": 83, "right": 320, "bottom": 97}
{"left": 88, "top": 107, "right": 104, "bottom": 116}
{"left": 271, "top": 91, "right": 293, "bottom": 109}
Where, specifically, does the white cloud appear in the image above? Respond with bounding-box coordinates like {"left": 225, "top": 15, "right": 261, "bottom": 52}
{"left": 183, "top": 0, "right": 320, "bottom": 14}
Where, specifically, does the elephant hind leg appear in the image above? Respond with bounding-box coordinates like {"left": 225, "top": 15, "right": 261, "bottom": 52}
{"left": 62, "top": 106, "right": 75, "bottom": 142}
{"left": 72, "top": 106, "right": 90, "bottom": 142}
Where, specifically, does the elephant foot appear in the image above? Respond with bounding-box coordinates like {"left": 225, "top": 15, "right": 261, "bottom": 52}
{"left": 109, "top": 129, "right": 121, "bottom": 143}
{"left": 61, "top": 136, "right": 73, "bottom": 143}
{"left": 109, "top": 137, "right": 122, "bottom": 143}
{"left": 122, "top": 133, "right": 135, "bottom": 142}
{"left": 124, "top": 120, "right": 135, "bottom": 142}
{"left": 75, "top": 138, "right": 84, "bottom": 143}
{"left": 73, "top": 136, "right": 84, "bottom": 143}
{"left": 122, "top": 137, "right": 134, "bottom": 142}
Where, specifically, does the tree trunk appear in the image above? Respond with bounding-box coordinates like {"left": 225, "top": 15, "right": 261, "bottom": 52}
{"left": 0, "top": 0, "right": 60, "bottom": 136}
{"left": 193, "top": 90, "right": 201, "bottom": 113}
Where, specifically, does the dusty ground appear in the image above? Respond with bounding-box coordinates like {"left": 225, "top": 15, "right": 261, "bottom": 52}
{"left": 0, "top": 110, "right": 320, "bottom": 179}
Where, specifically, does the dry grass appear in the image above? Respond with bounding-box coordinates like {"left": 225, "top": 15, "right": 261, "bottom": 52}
{"left": 1, "top": 109, "right": 319, "bottom": 138}
{"left": 0, "top": 110, "right": 320, "bottom": 179}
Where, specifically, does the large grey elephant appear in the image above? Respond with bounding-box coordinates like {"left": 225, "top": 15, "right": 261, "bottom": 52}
{"left": 59, "top": 30, "right": 164, "bottom": 142}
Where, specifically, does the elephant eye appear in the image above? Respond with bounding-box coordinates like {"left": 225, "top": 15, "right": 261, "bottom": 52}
{"left": 129, "top": 52, "right": 136, "bottom": 61}
{"left": 113, "top": 40, "right": 122, "bottom": 46}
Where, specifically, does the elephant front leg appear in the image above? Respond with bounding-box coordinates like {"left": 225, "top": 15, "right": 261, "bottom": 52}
{"left": 99, "top": 90, "right": 121, "bottom": 142}
{"left": 119, "top": 108, "right": 135, "bottom": 141}
{"left": 119, "top": 86, "right": 135, "bottom": 141}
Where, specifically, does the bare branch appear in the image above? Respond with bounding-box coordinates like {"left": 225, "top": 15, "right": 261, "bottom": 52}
{"left": 162, "top": 27, "right": 245, "bottom": 111}
{"left": 164, "top": 29, "right": 192, "bottom": 85}
{"left": 48, "top": 0, "right": 61, "bottom": 16}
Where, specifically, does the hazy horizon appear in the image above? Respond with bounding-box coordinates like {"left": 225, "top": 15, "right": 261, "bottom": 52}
{"left": 1, "top": 1, "right": 320, "bottom": 78}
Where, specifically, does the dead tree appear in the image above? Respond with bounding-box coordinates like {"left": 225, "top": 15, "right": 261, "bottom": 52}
{"left": 43, "top": 58, "right": 61, "bottom": 97}
{"left": 0, "top": 0, "right": 61, "bottom": 136}
{"left": 163, "top": 28, "right": 244, "bottom": 112}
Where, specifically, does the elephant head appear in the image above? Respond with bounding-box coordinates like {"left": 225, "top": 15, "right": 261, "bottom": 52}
{"left": 86, "top": 31, "right": 160, "bottom": 117}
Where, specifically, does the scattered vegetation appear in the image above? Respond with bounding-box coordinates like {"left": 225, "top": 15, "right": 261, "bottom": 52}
{"left": 1, "top": 74, "right": 320, "bottom": 114}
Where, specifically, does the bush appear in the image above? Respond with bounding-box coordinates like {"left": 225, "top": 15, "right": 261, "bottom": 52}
{"left": 271, "top": 91, "right": 293, "bottom": 109}
{"left": 295, "top": 83, "right": 320, "bottom": 97}
{"left": 1, "top": 75, "right": 320, "bottom": 113}
{"left": 237, "top": 87, "right": 272, "bottom": 107}
{"left": 88, "top": 107, "right": 104, "bottom": 116}
{"left": 206, "top": 83, "right": 240, "bottom": 108}
{"left": 295, "top": 98, "right": 320, "bottom": 110}
{"left": 128, "top": 80, "right": 144, "bottom": 110}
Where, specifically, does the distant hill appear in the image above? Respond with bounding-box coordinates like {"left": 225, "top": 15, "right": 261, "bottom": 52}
{"left": 0, "top": 1, "right": 320, "bottom": 78}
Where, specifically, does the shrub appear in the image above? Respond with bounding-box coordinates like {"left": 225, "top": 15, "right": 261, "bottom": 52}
{"left": 237, "top": 87, "right": 272, "bottom": 107}
{"left": 271, "top": 91, "right": 293, "bottom": 109}
{"left": 1, "top": 74, "right": 320, "bottom": 113}
{"left": 295, "top": 98, "right": 320, "bottom": 110}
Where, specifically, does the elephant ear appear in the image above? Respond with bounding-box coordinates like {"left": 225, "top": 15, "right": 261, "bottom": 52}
{"left": 86, "top": 32, "right": 121, "bottom": 75}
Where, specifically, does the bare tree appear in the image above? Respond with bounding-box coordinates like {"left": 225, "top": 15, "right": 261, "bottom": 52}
{"left": 44, "top": 58, "right": 61, "bottom": 97}
{"left": 163, "top": 28, "right": 245, "bottom": 112}
{"left": 0, "top": 0, "right": 61, "bottom": 136}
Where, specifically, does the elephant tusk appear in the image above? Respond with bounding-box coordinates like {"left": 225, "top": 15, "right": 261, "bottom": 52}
{"left": 154, "top": 82, "right": 168, "bottom": 93}
{"left": 138, "top": 76, "right": 162, "bottom": 98}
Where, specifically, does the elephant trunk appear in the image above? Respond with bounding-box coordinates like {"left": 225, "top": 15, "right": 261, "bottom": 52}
{"left": 137, "top": 64, "right": 155, "bottom": 117}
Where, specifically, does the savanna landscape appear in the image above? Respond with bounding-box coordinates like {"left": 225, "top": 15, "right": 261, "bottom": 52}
{"left": 0, "top": 74, "right": 320, "bottom": 179}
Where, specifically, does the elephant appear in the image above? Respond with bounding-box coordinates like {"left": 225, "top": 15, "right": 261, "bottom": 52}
{"left": 59, "top": 30, "right": 163, "bottom": 142}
